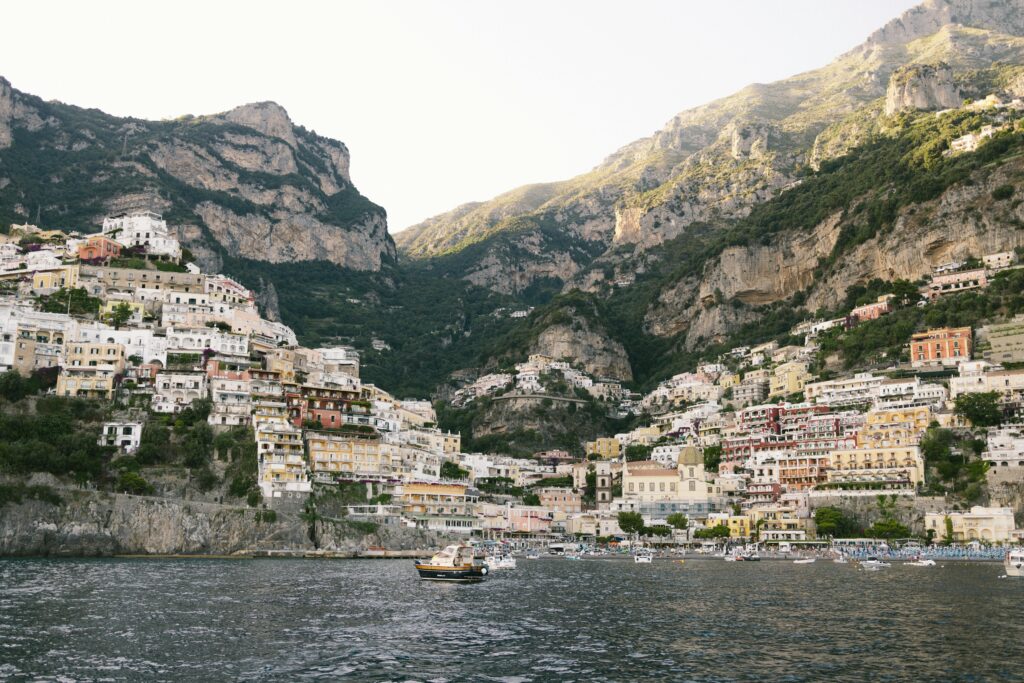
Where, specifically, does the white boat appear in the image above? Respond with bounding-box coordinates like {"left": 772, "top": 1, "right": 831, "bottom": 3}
{"left": 634, "top": 549, "right": 653, "bottom": 564}
{"left": 565, "top": 553, "right": 583, "bottom": 561}
{"left": 860, "top": 557, "right": 890, "bottom": 571}
{"left": 793, "top": 558, "right": 816, "bottom": 564}
{"left": 1005, "top": 549, "right": 1024, "bottom": 577}
{"left": 525, "top": 550, "right": 541, "bottom": 560}
{"left": 905, "top": 558, "right": 936, "bottom": 567}
{"left": 415, "top": 544, "right": 487, "bottom": 582}
{"left": 485, "top": 555, "right": 517, "bottom": 570}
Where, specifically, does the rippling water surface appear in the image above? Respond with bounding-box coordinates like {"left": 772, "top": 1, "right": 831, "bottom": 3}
{"left": 0, "top": 557, "right": 1021, "bottom": 681}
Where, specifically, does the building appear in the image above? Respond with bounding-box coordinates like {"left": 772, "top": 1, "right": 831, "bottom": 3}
{"left": 983, "top": 251, "right": 1016, "bottom": 272}
{"left": 253, "top": 400, "right": 309, "bottom": 498}
{"left": 733, "top": 379, "right": 768, "bottom": 407}
{"left": 910, "top": 327, "right": 972, "bottom": 368}
{"left": 921, "top": 269, "right": 987, "bottom": 301}
{"left": 824, "top": 445, "right": 925, "bottom": 490}
{"left": 982, "top": 427, "right": 1024, "bottom": 482}
{"left": 78, "top": 235, "right": 122, "bottom": 262}
{"left": 925, "top": 506, "right": 1016, "bottom": 543}
{"left": 586, "top": 437, "right": 620, "bottom": 460}
{"left": 536, "top": 487, "right": 582, "bottom": 514}
{"left": 98, "top": 421, "right": 143, "bottom": 452}
{"left": 56, "top": 341, "right": 126, "bottom": 399}
{"left": 849, "top": 295, "right": 893, "bottom": 323}
{"left": 307, "top": 430, "right": 389, "bottom": 478}
{"left": 618, "top": 447, "right": 711, "bottom": 519}
{"left": 101, "top": 211, "right": 182, "bottom": 260}
{"left": 208, "top": 373, "right": 252, "bottom": 426}
{"left": 152, "top": 371, "right": 208, "bottom": 413}
{"left": 400, "top": 483, "right": 479, "bottom": 534}
{"left": 983, "top": 318, "right": 1024, "bottom": 364}
{"left": 769, "top": 361, "right": 812, "bottom": 398}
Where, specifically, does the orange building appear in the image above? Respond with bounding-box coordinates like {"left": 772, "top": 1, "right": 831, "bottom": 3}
{"left": 78, "top": 235, "right": 122, "bottom": 262}
{"left": 910, "top": 327, "right": 972, "bottom": 368}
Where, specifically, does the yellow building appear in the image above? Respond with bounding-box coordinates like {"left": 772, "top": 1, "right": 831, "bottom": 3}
{"left": 306, "top": 430, "right": 390, "bottom": 477}
{"left": 858, "top": 406, "right": 933, "bottom": 449}
{"left": 253, "top": 405, "right": 309, "bottom": 497}
{"left": 32, "top": 265, "right": 80, "bottom": 293}
{"left": 706, "top": 513, "right": 752, "bottom": 538}
{"left": 718, "top": 372, "right": 741, "bottom": 389}
{"left": 769, "top": 361, "right": 812, "bottom": 398}
{"left": 826, "top": 445, "right": 925, "bottom": 487}
{"left": 58, "top": 340, "right": 125, "bottom": 399}
{"left": 400, "top": 483, "right": 479, "bottom": 533}
{"left": 586, "top": 437, "right": 621, "bottom": 460}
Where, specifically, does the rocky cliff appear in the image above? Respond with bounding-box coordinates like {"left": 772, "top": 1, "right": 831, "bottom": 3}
{"left": 0, "top": 79, "right": 395, "bottom": 271}
{"left": 885, "top": 62, "right": 961, "bottom": 115}
{"left": 0, "top": 488, "right": 441, "bottom": 556}
{"left": 531, "top": 316, "right": 633, "bottom": 381}
{"left": 396, "top": 0, "right": 1024, "bottom": 297}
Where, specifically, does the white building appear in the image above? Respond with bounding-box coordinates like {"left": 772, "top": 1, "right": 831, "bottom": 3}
{"left": 98, "top": 421, "right": 143, "bottom": 452}
{"left": 101, "top": 211, "right": 181, "bottom": 259}
{"left": 166, "top": 326, "right": 249, "bottom": 358}
{"left": 152, "top": 371, "right": 208, "bottom": 413}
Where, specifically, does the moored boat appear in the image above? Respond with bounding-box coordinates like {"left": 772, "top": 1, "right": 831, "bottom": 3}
{"left": 1005, "top": 549, "right": 1024, "bottom": 577}
{"left": 793, "top": 558, "right": 816, "bottom": 564}
{"left": 415, "top": 544, "right": 487, "bottom": 582}
{"left": 906, "top": 558, "right": 936, "bottom": 567}
{"left": 860, "top": 557, "right": 890, "bottom": 571}
{"left": 634, "top": 548, "right": 653, "bottom": 564}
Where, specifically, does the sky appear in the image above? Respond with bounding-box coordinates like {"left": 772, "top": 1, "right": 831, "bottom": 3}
{"left": 0, "top": 0, "right": 920, "bottom": 232}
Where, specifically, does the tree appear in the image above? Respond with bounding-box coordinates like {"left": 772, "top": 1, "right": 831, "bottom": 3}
{"left": 865, "top": 518, "right": 911, "bottom": 539}
{"left": 813, "top": 506, "right": 859, "bottom": 538}
{"left": 694, "top": 524, "right": 730, "bottom": 539}
{"left": 583, "top": 467, "right": 596, "bottom": 503}
{"left": 116, "top": 471, "right": 154, "bottom": 496}
{"left": 106, "top": 302, "right": 134, "bottom": 330}
{"left": 666, "top": 512, "right": 688, "bottom": 530}
{"left": 522, "top": 492, "right": 540, "bottom": 506}
{"left": 0, "top": 370, "right": 28, "bottom": 402}
{"left": 954, "top": 392, "right": 1003, "bottom": 428}
{"left": 943, "top": 516, "right": 954, "bottom": 545}
{"left": 617, "top": 511, "right": 644, "bottom": 535}
{"left": 703, "top": 445, "right": 722, "bottom": 472}
{"left": 440, "top": 461, "right": 468, "bottom": 480}
{"left": 624, "top": 444, "right": 652, "bottom": 461}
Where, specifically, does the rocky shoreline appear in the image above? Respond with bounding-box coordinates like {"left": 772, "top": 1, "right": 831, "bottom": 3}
{"left": 0, "top": 487, "right": 446, "bottom": 558}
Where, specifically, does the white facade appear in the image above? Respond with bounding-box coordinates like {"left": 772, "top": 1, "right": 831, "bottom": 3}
{"left": 99, "top": 421, "right": 143, "bottom": 452}
{"left": 152, "top": 372, "right": 208, "bottom": 413}
{"left": 101, "top": 211, "right": 181, "bottom": 259}
{"left": 166, "top": 326, "right": 249, "bottom": 358}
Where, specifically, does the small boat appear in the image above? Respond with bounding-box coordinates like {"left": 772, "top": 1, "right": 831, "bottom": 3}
{"left": 525, "top": 550, "right": 541, "bottom": 560}
{"left": 485, "top": 555, "right": 517, "bottom": 570}
{"left": 905, "top": 558, "right": 936, "bottom": 567}
{"left": 860, "top": 557, "right": 890, "bottom": 571}
{"left": 1005, "top": 549, "right": 1024, "bottom": 577}
{"left": 737, "top": 552, "right": 760, "bottom": 562}
{"left": 793, "top": 558, "right": 816, "bottom": 565}
{"left": 415, "top": 544, "right": 487, "bottom": 582}
{"left": 634, "top": 549, "right": 653, "bottom": 564}
{"left": 565, "top": 553, "right": 583, "bottom": 561}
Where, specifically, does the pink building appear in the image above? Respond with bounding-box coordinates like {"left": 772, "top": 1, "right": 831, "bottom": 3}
{"left": 922, "top": 269, "right": 988, "bottom": 301}
{"left": 850, "top": 295, "right": 893, "bottom": 323}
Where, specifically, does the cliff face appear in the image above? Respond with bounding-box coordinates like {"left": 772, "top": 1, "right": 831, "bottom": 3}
{"left": 0, "top": 490, "right": 439, "bottom": 556}
{"left": 645, "top": 156, "right": 1024, "bottom": 346}
{"left": 0, "top": 80, "right": 395, "bottom": 271}
{"left": 531, "top": 317, "right": 633, "bottom": 381}
{"left": 885, "top": 62, "right": 961, "bottom": 115}
{"left": 396, "top": 0, "right": 1024, "bottom": 297}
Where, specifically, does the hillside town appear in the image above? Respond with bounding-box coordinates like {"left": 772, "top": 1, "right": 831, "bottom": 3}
{"left": 2, "top": 211, "right": 1024, "bottom": 548}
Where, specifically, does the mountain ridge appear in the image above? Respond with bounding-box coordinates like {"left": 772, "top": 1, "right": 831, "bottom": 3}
{"left": 0, "top": 77, "right": 395, "bottom": 272}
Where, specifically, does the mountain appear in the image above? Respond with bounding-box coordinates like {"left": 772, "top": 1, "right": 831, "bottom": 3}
{"left": 396, "top": 0, "right": 1024, "bottom": 296}
{"left": 0, "top": 79, "right": 395, "bottom": 272}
